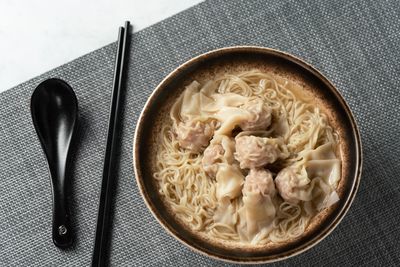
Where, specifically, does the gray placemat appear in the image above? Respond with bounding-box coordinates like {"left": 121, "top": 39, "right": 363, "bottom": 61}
{"left": 1, "top": 0, "right": 399, "bottom": 266}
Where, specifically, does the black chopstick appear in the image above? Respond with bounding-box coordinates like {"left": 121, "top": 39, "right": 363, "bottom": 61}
{"left": 92, "top": 21, "right": 130, "bottom": 267}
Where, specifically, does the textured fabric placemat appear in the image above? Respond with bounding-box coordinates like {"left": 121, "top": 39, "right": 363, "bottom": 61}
{"left": 1, "top": 0, "right": 399, "bottom": 266}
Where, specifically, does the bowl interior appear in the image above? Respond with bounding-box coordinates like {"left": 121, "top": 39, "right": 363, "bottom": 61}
{"left": 134, "top": 47, "right": 361, "bottom": 263}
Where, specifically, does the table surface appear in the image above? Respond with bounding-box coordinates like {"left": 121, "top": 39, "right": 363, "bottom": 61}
{"left": 0, "top": 0, "right": 203, "bottom": 93}
{"left": 1, "top": 0, "right": 399, "bottom": 265}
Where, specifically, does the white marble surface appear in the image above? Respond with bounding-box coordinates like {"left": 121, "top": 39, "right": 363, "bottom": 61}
{"left": 0, "top": 0, "right": 203, "bottom": 92}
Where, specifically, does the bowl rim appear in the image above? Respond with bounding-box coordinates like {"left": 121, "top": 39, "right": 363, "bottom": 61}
{"left": 133, "top": 45, "right": 363, "bottom": 264}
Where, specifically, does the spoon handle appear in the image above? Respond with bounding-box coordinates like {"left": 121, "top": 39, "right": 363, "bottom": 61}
{"left": 51, "top": 172, "right": 73, "bottom": 247}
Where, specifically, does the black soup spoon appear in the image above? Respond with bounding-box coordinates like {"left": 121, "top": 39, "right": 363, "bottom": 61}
{"left": 31, "top": 78, "right": 78, "bottom": 248}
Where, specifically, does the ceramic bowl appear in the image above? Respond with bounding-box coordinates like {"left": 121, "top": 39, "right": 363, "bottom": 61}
{"left": 133, "top": 46, "right": 362, "bottom": 264}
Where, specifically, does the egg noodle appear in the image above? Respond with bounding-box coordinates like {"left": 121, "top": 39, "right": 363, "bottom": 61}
{"left": 154, "top": 70, "right": 340, "bottom": 245}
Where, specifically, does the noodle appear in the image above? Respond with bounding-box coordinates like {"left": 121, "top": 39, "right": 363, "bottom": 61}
{"left": 154, "top": 70, "right": 340, "bottom": 244}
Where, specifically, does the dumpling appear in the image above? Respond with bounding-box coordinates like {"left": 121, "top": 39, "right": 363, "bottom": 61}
{"left": 234, "top": 135, "right": 289, "bottom": 169}
{"left": 175, "top": 120, "right": 216, "bottom": 153}
{"left": 275, "top": 165, "right": 334, "bottom": 207}
{"left": 239, "top": 168, "right": 276, "bottom": 242}
{"left": 275, "top": 157, "right": 340, "bottom": 211}
{"left": 202, "top": 135, "right": 235, "bottom": 177}
{"left": 243, "top": 168, "right": 276, "bottom": 197}
{"left": 170, "top": 81, "right": 220, "bottom": 153}
{"left": 239, "top": 98, "right": 272, "bottom": 131}
{"left": 275, "top": 166, "right": 313, "bottom": 204}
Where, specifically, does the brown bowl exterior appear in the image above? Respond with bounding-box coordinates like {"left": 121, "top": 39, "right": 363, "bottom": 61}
{"left": 133, "top": 46, "right": 362, "bottom": 264}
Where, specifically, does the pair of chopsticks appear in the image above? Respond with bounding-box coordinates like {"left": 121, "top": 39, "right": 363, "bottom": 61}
{"left": 92, "top": 21, "right": 130, "bottom": 267}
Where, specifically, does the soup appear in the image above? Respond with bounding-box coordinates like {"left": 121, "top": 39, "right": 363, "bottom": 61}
{"left": 154, "top": 70, "right": 341, "bottom": 245}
